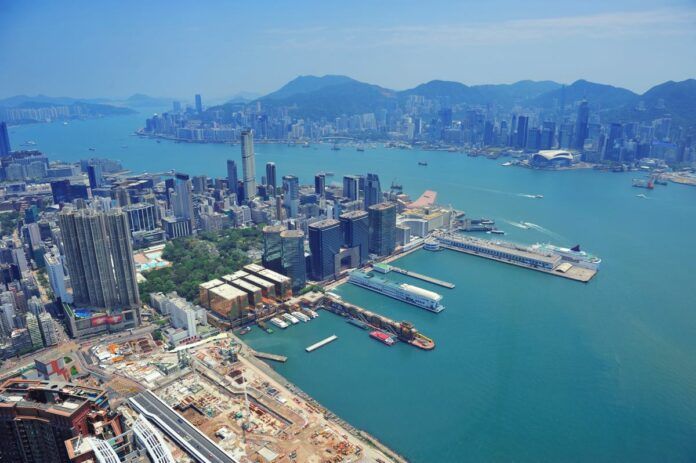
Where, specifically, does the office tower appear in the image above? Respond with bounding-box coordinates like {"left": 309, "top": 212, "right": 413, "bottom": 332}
{"left": 604, "top": 122, "right": 624, "bottom": 161}
{"left": 364, "top": 173, "right": 382, "bottom": 210}
{"left": 308, "top": 219, "right": 342, "bottom": 281}
{"left": 86, "top": 163, "right": 103, "bottom": 189}
{"left": 262, "top": 225, "right": 284, "bottom": 271}
{"left": 0, "top": 379, "right": 123, "bottom": 463}
{"left": 171, "top": 173, "right": 194, "bottom": 230}
{"left": 123, "top": 202, "right": 158, "bottom": 232}
{"left": 192, "top": 175, "right": 207, "bottom": 193}
{"left": 240, "top": 130, "right": 256, "bottom": 201}
{"left": 0, "top": 121, "right": 10, "bottom": 156}
{"left": 38, "top": 312, "right": 58, "bottom": 346}
{"left": 368, "top": 202, "right": 396, "bottom": 256}
{"left": 340, "top": 210, "right": 369, "bottom": 265}
{"left": 343, "top": 175, "right": 360, "bottom": 201}
{"left": 27, "top": 296, "right": 43, "bottom": 316}
{"left": 314, "top": 173, "right": 326, "bottom": 196}
{"left": 25, "top": 312, "right": 43, "bottom": 349}
{"left": 541, "top": 121, "right": 556, "bottom": 149}
{"left": 50, "top": 179, "right": 89, "bottom": 204}
{"left": 195, "top": 94, "right": 203, "bottom": 113}
{"left": 58, "top": 207, "right": 140, "bottom": 310}
{"left": 438, "top": 108, "right": 453, "bottom": 127}
{"left": 282, "top": 175, "right": 300, "bottom": 218}
{"left": 280, "top": 230, "right": 306, "bottom": 291}
{"left": 516, "top": 116, "right": 529, "bottom": 148}
{"left": 172, "top": 100, "right": 182, "bottom": 113}
{"left": 574, "top": 100, "right": 589, "bottom": 150}
{"left": 525, "top": 127, "right": 540, "bottom": 151}
{"left": 266, "top": 162, "right": 277, "bottom": 195}
{"left": 227, "top": 159, "right": 238, "bottom": 190}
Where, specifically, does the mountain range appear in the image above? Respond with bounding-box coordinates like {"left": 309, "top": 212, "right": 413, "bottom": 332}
{"left": 237, "top": 75, "right": 696, "bottom": 130}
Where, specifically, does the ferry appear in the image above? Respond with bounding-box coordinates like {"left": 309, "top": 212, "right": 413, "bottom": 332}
{"left": 282, "top": 313, "right": 299, "bottom": 325}
{"left": 348, "top": 271, "right": 445, "bottom": 313}
{"left": 269, "top": 317, "right": 288, "bottom": 329}
{"left": 291, "top": 311, "right": 310, "bottom": 322}
{"left": 632, "top": 178, "right": 654, "bottom": 189}
{"left": 531, "top": 243, "right": 602, "bottom": 270}
{"left": 370, "top": 330, "right": 396, "bottom": 346}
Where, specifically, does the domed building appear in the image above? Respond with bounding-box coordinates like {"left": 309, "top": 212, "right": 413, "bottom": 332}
{"left": 530, "top": 150, "right": 574, "bottom": 168}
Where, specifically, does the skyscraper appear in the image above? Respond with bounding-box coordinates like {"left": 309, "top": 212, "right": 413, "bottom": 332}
{"left": 282, "top": 175, "right": 300, "bottom": 218}
{"left": 516, "top": 116, "right": 529, "bottom": 149}
{"left": 171, "top": 173, "right": 195, "bottom": 231}
{"left": 195, "top": 94, "right": 203, "bottom": 113}
{"left": 0, "top": 121, "right": 10, "bottom": 157}
{"left": 58, "top": 207, "right": 140, "bottom": 310}
{"left": 314, "top": 173, "right": 326, "bottom": 196}
{"left": 226, "top": 159, "right": 238, "bottom": 202}
{"left": 368, "top": 202, "right": 396, "bottom": 256}
{"left": 265, "top": 162, "right": 277, "bottom": 196}
{"left": 262, "top": 225, "right": 284, "bottom": 271}
{"left": 574, "top": 100, "right": 589, "bottom": 150}
{"left": 364, "top": 173, "right": 382, "bottom": 210}
{"left": 241, "top": 130, "right": 256, "bottom": 201}
{"left": 343, "top": 175, "right": 359, "bottom": 201}
{"left": 25, "top": 312, "right": 43, "bottom": 349}
{"left": 340, "top": 210, "right": 369, "bottom": 265}
{"left": 280, "top": 230, "right": 306, "bottom": 291}
{"left": 308, "top": 219, "right": 342, "bottom": 281}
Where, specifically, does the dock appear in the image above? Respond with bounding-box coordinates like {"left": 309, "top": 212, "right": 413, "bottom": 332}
{"left": 252, "top": 350, "right": 288, "bottom": 362}
{"left": 388, "top": 266, "right": 455, "bottom": 288}
{"left": 306, "top": 335, "right": 338, "bottom": 352}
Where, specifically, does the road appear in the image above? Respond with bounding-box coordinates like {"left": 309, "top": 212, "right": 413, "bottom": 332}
{"left": 129, "top": 390, "right": 238, "bottom": 463}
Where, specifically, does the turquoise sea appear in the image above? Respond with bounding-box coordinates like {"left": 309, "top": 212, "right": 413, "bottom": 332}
{"left": 9, "top": 114, "right": 696, "bottom": 462}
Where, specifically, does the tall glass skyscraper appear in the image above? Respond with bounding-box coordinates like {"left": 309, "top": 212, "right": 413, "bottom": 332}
{"left": 241, "top": 130, "right": 256, "bottom": 201}
{"left": 171, "top": 173, "right": 194, "bottom": 231}
{"left": 368, "top": 202, "right": 396, "bottom": 256}
{"left": 265, "top": 162, "right": 277, "bottom": 196}
{"left": 282, "top": 175, "right": 300, "bottom": 218}
{"left": 364, "top": 173, "right": 382, "bottom": 210}
{"left": 574, "top": 100, "right": 589, "bottom": 150}
{"left": 340, "top": 210, "right": 369, "bottom": 265}
{"left": 280, "top": 230, "right": 306, "bottom": 291}
{"left": 308, "top": 219, "right": 342, "bottom": 280}
{"left": 0, "top": 121, "right": 12, "bottom": 157}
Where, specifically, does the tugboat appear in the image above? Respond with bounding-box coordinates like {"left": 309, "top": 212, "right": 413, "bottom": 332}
{"left": 370, "top": 330, "right": 396, "bottom": 346}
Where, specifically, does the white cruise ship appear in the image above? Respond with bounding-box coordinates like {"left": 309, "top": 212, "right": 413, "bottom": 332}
{"left": 532, "top": 243, "right": 601, "bottom": 270}
{"left": 269, "top": 317, "right": 288, "bottom": 329}
{"left": 348, "top": 271, "right": 444, "bottom": 313}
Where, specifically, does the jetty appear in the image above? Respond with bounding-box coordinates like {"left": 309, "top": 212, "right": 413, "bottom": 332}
{"left": 252, "top": 350, "right": 288, "bottom": 363}
{"left": 306, "top": 335, "right": 338, "bottom": 352}
{"left": 388, "top": 265, "right": 455, "bottom": 289}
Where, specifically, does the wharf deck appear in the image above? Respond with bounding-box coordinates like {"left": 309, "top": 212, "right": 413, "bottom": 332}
{"left": 252, "top": 350, "right": 288, "bottom": 363}
{"left": 389, "top": 266, "right": 455, "bottom": 288}
{"left": 440, "top": 244, "right": 596, "bottom": 282}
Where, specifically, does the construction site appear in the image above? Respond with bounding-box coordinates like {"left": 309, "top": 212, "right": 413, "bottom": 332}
{"left": 86, "top": 331, "right": 400, "bottom": 463}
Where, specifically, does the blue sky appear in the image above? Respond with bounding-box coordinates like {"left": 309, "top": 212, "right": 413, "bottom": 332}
{"left": 1, "top": 0, "right": 695, "bottom": 100}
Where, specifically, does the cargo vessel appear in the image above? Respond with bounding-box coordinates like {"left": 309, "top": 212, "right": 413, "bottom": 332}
{"left": 370, "top": 330, "right": 396, "bottom": 346}
{"left": 348, "top": 271, "right": 445, "bottom": 313}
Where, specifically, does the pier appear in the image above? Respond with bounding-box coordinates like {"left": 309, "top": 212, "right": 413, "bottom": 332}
{"left": 306, "top": 335, "right": 338, "bottom": 352}
{"left": 388, "top": 265, "right": 455, "bottom": 288}
{"left": 321, "top": 295, "right": 435, "bottom": 350}
{"left": 435, "top": 233, "right": 597, "bottom": 283}
{"left": 252, "top": 350, "right": 288, "bottom": 363}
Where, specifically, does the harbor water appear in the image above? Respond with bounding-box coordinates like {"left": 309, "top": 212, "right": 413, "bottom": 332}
{"left": 10, "top": 114, "right": 696, "bottom": 462}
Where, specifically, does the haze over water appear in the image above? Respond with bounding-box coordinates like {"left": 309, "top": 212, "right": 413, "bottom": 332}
{"left": 11, "top": 114, "right": 696, "bottom": 462}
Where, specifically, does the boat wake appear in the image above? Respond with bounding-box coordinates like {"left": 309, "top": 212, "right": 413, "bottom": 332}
{"left": 522, "top": 222, "right": 564, "bottom": 240}
{"left": 504, "top": 220, "right": 530, "bottom": 229}
{"left": 518, "top": 193, "right": 544, "bottom": 199}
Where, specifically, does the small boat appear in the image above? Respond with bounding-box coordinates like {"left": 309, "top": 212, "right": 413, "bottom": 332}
{"left": 418, "top": 161, "right": 428, "bottom": 166}
{"left": 370, "top": 330, "right": 396, "bottom": 346}
{"left": 488, "top": 229, "right": 505, "bottom": 235}
{"left": 356, "top": 147, "right": 365, "bottom": 152}
{"left": 636, "top": 193, "right": 648, "bottom": 199}
{"left": 534, "top": 194, "right": 544, "bottom": 199}
{"left": 282, "top": 313, "right": 299, "bottom": 325}
{"left": 266, "top": 328, "right": 274, "bottom": 334}
{"left": 501, "top": 161, "right": 512, "bottom": 166}
{"left": 237, "top": 326, "right": 251, "bottom": 335}
{"left": 88, "top": 147, "right": 96, "bottom": 151}
{"left": 63, "top": 122, "right": 69, "bottom": 126}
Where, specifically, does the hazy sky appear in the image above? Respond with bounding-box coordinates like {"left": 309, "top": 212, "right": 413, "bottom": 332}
{"left": 1, "top": 0, "right": 695, "bottom": 101}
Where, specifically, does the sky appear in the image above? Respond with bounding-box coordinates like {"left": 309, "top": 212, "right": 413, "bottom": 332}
{"left": 1, "top": 0, "right": 695, "bottom": 101}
